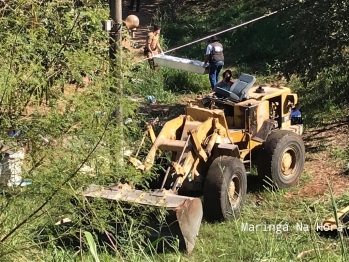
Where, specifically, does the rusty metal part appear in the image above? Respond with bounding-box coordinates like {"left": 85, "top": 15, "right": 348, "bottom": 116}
{"left": 160, "top": 166, "right": 171, "bottom": 190}
{"left": 84, "top": 184, "right": 188, "bottom": 208}
{"left": 129, "top": 114, "right": 236, "bottom": 187}
{"left": 174, "top": 197, "right": 202, "bottom": 253}
{"left": 228, "top": 174, "right": 242, "bottom": 208}
{"left": 281, "top": 147, "right": 296, "bottom": 177}
{"left": 83, "top": 183, "right": 203, "bottom": 254}
{"left": 128, "top": 156, "right": 145, "bottom": 170}
{"left": 205, "top": 131, "right": 218, "bottom": 156}
{"left": 190, "top": 129, "right": 208, "bottom": 161}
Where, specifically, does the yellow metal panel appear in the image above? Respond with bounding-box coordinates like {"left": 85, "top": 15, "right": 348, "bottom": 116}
{"left": 226, "top": 116, "right": 234, "bottom": 127}
{"left": 233, "top": 104, "right": 245, "bottom": 128}
{"left": 190, "top": 130, "right": 208, "bottom": 161}
{"left": 248, "top": 85, "right": 291, "bottom": 101}
{"left": 256, "top": 100, "right": 269, "bottom": 133}
{"left": 186, "top": 106, "right": 229, "bottom": 131}
{"left": 282, "top": 92, "right": 291, "bottom": 117}
{"left": 228, "top": 129, "right": 246, "bottom": 143}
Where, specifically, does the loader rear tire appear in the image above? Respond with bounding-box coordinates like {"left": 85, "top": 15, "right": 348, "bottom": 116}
{"left": 203, "top": 156, "right": 247, "bottom": 222}
{"left": 257, "top": 130, "right": 305, "bottom": 189}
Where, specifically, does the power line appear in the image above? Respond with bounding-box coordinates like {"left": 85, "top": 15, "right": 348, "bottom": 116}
{"left": 137, "top": 2, "right": 300, "bottom": 63}
{"left": 164, "top": 11, "right": 277, "bottom": 54}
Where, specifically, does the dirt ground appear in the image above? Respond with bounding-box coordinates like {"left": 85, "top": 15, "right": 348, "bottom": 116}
{"left": 297, "top": 118, "right": 349, "bottom": 198}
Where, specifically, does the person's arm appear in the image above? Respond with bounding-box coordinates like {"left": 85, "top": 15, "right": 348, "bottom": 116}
{"left": 157, "top": 41, "right": 164, "bottom": 54}
{"left": 204, "top": 55, "right": 210, "bottom": 65}
{"left": 203, "top": 44, "right": 211, "bottom": 67}
{"left": 146, "top": 34, "right": 154, "bottom": 56}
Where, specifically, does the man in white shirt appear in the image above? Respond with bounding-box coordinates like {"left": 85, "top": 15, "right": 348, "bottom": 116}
{"left": 203, "top": 36, "right": 224, "bottom": 90}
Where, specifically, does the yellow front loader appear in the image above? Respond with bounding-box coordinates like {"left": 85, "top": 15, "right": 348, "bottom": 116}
{"left": 83, "top": 74, "right": 306, "bottom": 254}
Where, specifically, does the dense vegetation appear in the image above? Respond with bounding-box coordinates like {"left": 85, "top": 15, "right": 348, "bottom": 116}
{"left": 0, "top": 1, "right": 149, "bottom": 260}
{"left": 0, "top": 0, "right": 348, "bottom": 261}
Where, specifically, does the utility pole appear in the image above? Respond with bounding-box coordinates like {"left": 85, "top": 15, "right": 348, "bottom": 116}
{"left": 108, "top": 0, "right": 124, "bottom": 161}
{"left": 109, "top": 0, "right": 123, "bottom": 60}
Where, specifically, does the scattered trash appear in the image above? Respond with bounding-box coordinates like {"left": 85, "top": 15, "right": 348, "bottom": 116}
{"left": 256, "top": 195, "right": 263, "bottom": 206}
{"left": 150, "top": 117, "right": 159, "bottom": 126}
{"left": 9, "top": 129, "right": 24, "bottom": 137}
{"left": 123, "top": 147, "right": 133, "bottom": 157}
{"left": 146, "top": 95, "right": 156, "bottom": 103}
{"left": 18, "top": 179, "right": 32, "bottom": 187}
{"left": 79, "top": 165, "right": 95, "bottom": 175}
{"left": 129, "top": 97, "right": 143, "bottom": 102}
{"left": 39, "top": 134, "right": 49, "bottom": 144}
{"left": 55, "top": 217, "right": 72, "bottom": 226}
{"left": 0, "top": 148, "right": 26, "bottom": 187}
{"left": 296, "top": 243, "right": 337, "bottom": 259}
{"left": 124, "top": 118, "right": 133, "bottom": 125}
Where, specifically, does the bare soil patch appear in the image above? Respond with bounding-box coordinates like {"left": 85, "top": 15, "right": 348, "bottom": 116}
{"left": 296, "top": 118, "right": 349, "bottom": 198}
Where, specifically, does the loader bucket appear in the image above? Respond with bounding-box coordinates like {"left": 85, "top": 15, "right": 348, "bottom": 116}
{"left": 83, "top": 184, "right": 203, "bottom": 254}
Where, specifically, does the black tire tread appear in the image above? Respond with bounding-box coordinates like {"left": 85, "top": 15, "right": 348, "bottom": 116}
{"left": 257, "top": 130, "right": 305, "bottom": 188}
{"left": 203, "top": 156, "right": 247, "bottom": 221}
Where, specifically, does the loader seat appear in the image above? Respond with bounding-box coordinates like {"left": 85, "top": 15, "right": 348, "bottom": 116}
{"left": 214, "top": 73, "right": 256, "bottom": 102}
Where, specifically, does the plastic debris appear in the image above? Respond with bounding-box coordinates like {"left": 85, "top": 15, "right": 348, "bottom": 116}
{"left": 39, "top": 134, "right": 50, "bottom": 144}
{"left": 15, "top": 179, "right": 32, "bottom": 187}
{"left": 55, "top": 217, "right": 72, "bottom": 225}
{"left": 0, "top": 148, "right": 26, "bottom": 187}
{"left": 124, "top": 118, "right": 133, "bottom": 125}
{"left": 146, "top": 95, "right": 156, "bottom": 103}
{"left": 9, "top": 129, "right": 24, "bottom": 137}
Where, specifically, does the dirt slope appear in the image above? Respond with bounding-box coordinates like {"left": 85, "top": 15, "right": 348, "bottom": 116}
{"left": 122, "top": 0, "right": 159, "bottom": 56}
{"left": 298, "top": 118, "right": 349, "bottom": 198}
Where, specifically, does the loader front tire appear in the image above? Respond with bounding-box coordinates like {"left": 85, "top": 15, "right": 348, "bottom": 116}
{"left": 203, "top": 156, "right": 247, "bottom": 222}
{"left": 257, "top": 130, "right": 305, "bottom": 189}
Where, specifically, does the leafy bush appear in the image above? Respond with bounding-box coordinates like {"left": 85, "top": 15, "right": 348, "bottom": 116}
{"left": 0, "top": 1, "right": 161, "bottom": 260}
{"left": 125, "top": 62, "right": 209, "bottom": 104}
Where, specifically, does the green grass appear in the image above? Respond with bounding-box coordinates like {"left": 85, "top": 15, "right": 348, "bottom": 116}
{"left": 157, "top": 181, "right": 349, "bottom": 262}
{"left": 125, "top": 61, "right": 210, "bottom": 105}
{"left": 6, "top": 175, "right": 347, "bottom": 262}
{"left": 331, "top": 147, "right": 349, "bottom": 161}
